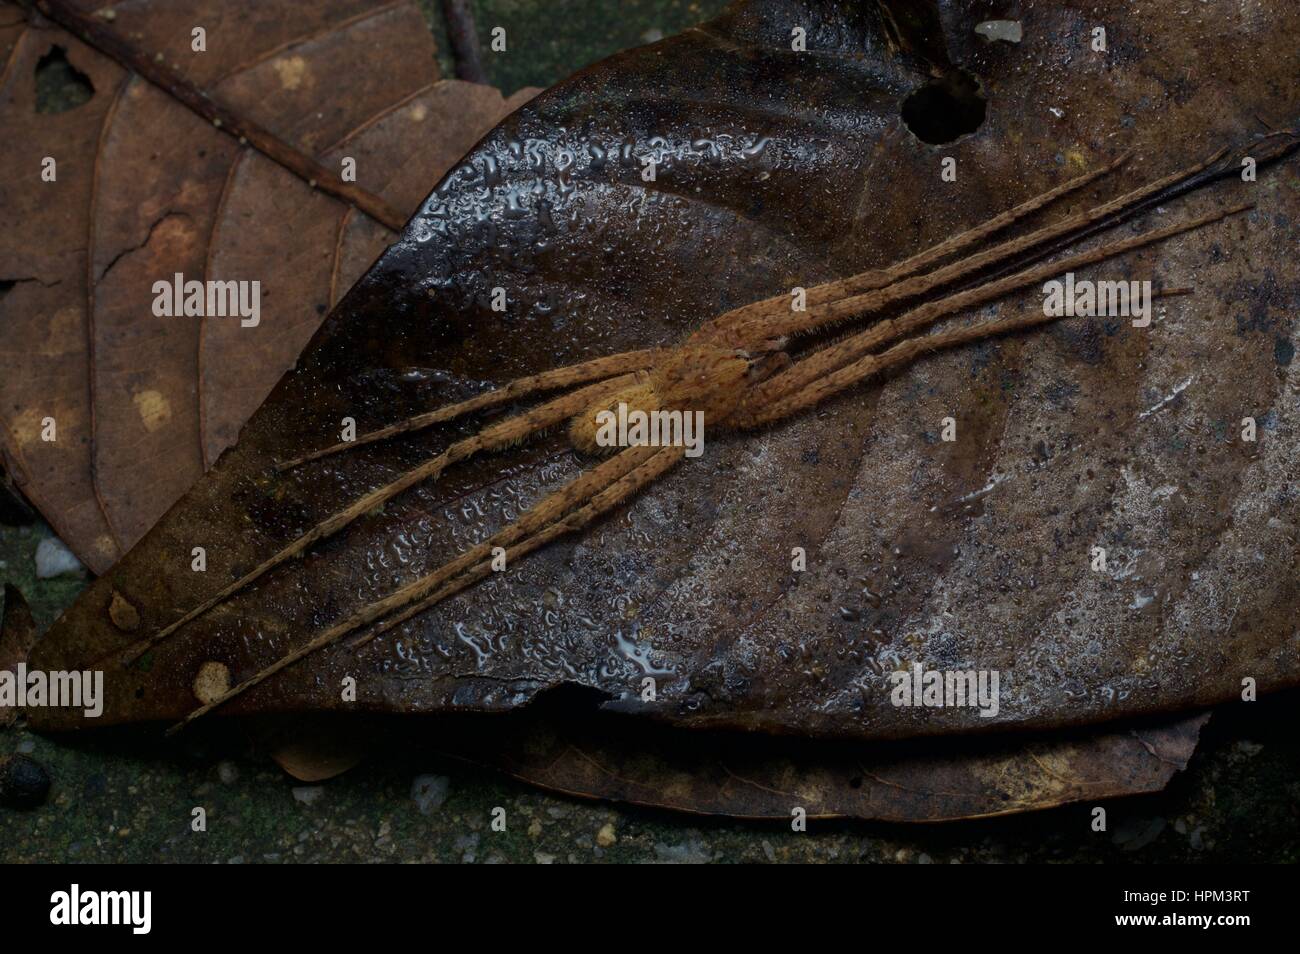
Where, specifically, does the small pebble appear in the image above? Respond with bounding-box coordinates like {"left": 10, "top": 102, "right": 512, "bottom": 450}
{"left": 596, "top": 823, "right": 617, "bottom": 848}
{"left": 35, "top": 537, "right": 83, "bottom": 578}
{"left": 0, "top": 754, "right": 51, "bottom": 809}
{"left": 108, "top": 591, "right": 141, "bottom": 631}
{"left": 291, "top": 785, "right": 323, "bottom": 806}
{"left": 974, "top": 19, "right": 1023, "bottom": 43}
{"left": 410, "top": 774, "right": 449, "bottom": 815}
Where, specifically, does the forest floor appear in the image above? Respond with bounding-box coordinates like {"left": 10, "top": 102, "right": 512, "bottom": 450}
{"left": 3, "top": 0, "right": 1297, "bottom": 863}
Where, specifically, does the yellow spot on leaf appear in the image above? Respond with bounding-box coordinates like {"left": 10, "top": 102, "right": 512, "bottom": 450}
{"left": 133, "top": 390, "right": 172, "bottom": 433}
{"left": 193, "top": 661, "right": 231, "bottom": 704}
{"left": 274, "top": 55, "right": 309, "bottom": 91}
{"left": 10, "top": 408, "right": 46, "bottom": 446}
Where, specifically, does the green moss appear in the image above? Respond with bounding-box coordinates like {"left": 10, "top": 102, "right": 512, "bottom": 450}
{"left": 417, "top": 0, "right": 730, "bottom": 94}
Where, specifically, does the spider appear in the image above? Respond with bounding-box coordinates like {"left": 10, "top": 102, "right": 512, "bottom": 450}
{"left": 108, "top": 131, "right": 1291, "bottom": 735}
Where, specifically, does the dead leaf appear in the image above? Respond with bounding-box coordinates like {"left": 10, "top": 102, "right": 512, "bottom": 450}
{"left": 0, "top": 0, "right": 536, "bottom": 570}
{"left": 434, "top": 708, "right": 1211, "bottom": 822}
{"left": 262, "top": 706, "right": 1210, "bottom": 820}
{"left": 255, "top": 715, "right": 367, "bottom": 782}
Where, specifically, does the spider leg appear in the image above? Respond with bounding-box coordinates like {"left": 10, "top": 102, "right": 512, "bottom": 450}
{"left": 119, "top": 372, "right": 646, "bottom": 666}
{"left": 720, "top": 146, "right": 1230, "bottom": 349}
{"left": 357, "top": 445, "right": 685, "bottom": 643}
{"left": 732, "top": 201, "right": 1251, "bottom": 428}
{"left": 165, "top": 444, "right": 686, "bottom": 734}
{"left": 335, "top": 444, "right": 663, "bottom": 654}
{"left": 277, "top": 348, "right": 667, "bottom": 470}
{"left": 739, "top": 308, "right": 1094, "bottom": 430}
{"left": 694, "top": 151, "right": 1130, "bottom": 345}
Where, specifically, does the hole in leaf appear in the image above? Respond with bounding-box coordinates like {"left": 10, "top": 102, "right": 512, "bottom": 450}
{"left": 900, "top": 69, "right": 986, "bottom": 144}
{"left": 35, "top": 45, "right": 95, "bottom": 114}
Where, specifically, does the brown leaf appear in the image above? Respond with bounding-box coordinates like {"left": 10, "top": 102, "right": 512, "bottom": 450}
{"left": 25, "top": 0, "right": 1300, "bottom": 765}
{"left": 0, "top": 0, "right": 535, "bottom": 569}
{"left": 256, "top": 715, "right": 367, "bottom": 782}
{"left": 250, "top": 706, "right": 1209, "bottom": 819}
{"left": 434, "top": 709, "right": 1211, "bottom": 822}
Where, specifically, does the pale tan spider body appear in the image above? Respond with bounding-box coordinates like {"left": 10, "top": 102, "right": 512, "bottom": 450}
{"left": 568, "top": 343, "right": 754, "bottom": 455}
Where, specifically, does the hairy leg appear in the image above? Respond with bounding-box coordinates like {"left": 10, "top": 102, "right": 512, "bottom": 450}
{"left": 356, "top": 446, "right": 685, "bottom": 644}
{"left": 737, "top": 307, "right": 1091, "bottom": 431}
{"left": 733, "top": 201, "right": 1250, "bottom": 423}
{"left": 118, "top": 372, "right": 645, "bottom": 666}
{"left": 693, "top": 153, "right": 1129, "bottom": 346}
{"left": 721, "top": 147, "right": 1230, "bottom": 349}
{"left": 277, "top": 348, "right": 667, "bottom": 471}
{"left": 166, "top": 444, "right": 686, "bottom": 733}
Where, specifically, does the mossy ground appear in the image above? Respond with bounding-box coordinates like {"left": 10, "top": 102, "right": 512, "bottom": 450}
{"left": 3, "top": 1, "right": 1298, "bottom": 863}
{"left": 416, "top": 0, "right": 724, "bottom": 94}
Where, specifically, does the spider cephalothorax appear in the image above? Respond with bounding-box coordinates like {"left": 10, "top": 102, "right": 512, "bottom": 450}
{"left": 568, "top": 345, "right": 754, "bottom": 455}
{"left": 96, "top": 129, "right": 1294, "bottom": 735}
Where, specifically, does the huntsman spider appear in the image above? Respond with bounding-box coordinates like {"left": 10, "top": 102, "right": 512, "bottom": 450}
{"left": 113, "top": 132, "right": 1292, "bottom": 735}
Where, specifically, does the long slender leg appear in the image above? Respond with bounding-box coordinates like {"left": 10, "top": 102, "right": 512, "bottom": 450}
{"left": 737, "top": 201, "right": 1250, "bottom": 419}
{"left": 279, "top": 151, "right": 1204, "bottom": 472}
{"left": 277, "top": 348, "right": 668, "bottom": 471}
{"left": 343, "top": 443, "right": 662, "bottom": 651}
{"left": 692, "top": 152, "right": 1129, "bottom": 345}
{"left": 165, "top": 444, "right": 686, "bottom": 734}
{"left": 361, "top": 445, "right": 685, "bottom": 643}
{"left": 722, "top": 147, "right": 1230, "bottom": 349}
{"left": 735, "top": 306, "right": 1087, "bottom": 430}
{"left": 273, "top": 149, "right": 1238, "bottom": 474}
{"left": 118, "top": 372, "right": 645, "bottom": 666}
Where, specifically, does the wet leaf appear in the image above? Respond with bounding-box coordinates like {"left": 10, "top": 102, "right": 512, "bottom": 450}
{"left": 0, "top": 0, "right": 535, "bottom": 570}
{"left": 26, "top": 0, "right": 1300, "bottom": 770}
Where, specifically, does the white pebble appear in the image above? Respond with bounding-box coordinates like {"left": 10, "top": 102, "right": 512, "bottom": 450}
{"left": 35, "top": 537, "right": 83, "bottom": 578}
